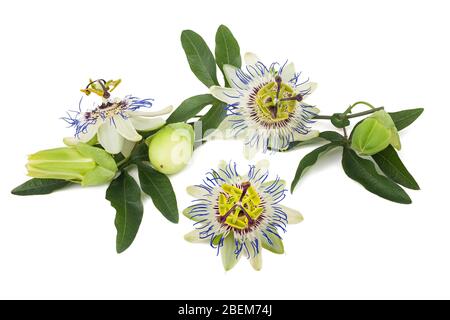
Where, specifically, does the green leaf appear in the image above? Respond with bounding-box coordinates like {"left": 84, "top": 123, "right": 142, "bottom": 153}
{"left": 273, "top": 131, "right": 345, "bottom": 152}
{"left": 128, "top": 142, "right": 149, "bottom": 164}
{"left": 389, "top": 108, "right": 424, "bottom": 131}
{"left": 166, "top": 94, "right": 218, "bottom": 124}
{"left": 372, "top": 145, "right": 420, "bottom": 190}
{"left": 341, "top": 147, "right": 411, "bottom": 204}
{"left": 215, "top": 25, "right": 241, "bottom": 86}
{"left": 201, "top": 101, "right": 227, "bottom": 136}
{"left": 137, "top": 162, "right": 179, "bottom": 223}
{"left": 319, "top": 131, "right": 346, "bottom": 142}
{"left": 11, "top": 178, "right": 71, "bottom": 196}
{"left": 331, "top": 113, "right": 350, "bottom": 128}
{"left": 181, "top": 30, "right": 219, "bottom": 88}
{"left": 106, "top": 171, "right": 144, "bottom": 253}
{"left": 291, "top": 143, "right": 342, "bottom": 192}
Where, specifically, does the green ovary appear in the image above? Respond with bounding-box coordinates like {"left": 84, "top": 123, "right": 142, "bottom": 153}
{"left": 255, "top": 81, "right": 297, "bottom": 121}
{"left": 218, "top": 183, "right": 263, "bottom": 230}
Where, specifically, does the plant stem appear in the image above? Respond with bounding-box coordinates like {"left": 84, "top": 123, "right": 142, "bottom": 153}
{"left": 117, "top": 143, "right": 140, "bottom": 169}
{"left": 344, "top": 101, "right": 376, "bottom": 115}
{"left": 347, "top": 107, "right": 383, "bottom": 119}
{"left": 343, "top": 127, "right": 348, "bottom": 139}
{"left": 117, "top": 158, "right": 129, "bottom": 168}
{"left": 314, "top": 107, "right": 384, "bottom": 120}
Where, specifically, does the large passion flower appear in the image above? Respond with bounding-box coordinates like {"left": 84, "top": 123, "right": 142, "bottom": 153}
{"left": 209, "top": 53, "right": 319, "bottom": 157}
{"left": 183, "top": 160, "right": 303, "bottom": 271}
{"left": 63, "top": 79, "right": 172, "bottom": 155}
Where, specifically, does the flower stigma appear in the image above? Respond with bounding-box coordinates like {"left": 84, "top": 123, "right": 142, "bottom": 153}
{"left": 218, "top": 181, "right": 264, "bottom": 231}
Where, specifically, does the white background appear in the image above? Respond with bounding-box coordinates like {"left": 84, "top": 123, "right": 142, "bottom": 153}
{"left": 1, "top": 0, "right": 449, "bottom": 300}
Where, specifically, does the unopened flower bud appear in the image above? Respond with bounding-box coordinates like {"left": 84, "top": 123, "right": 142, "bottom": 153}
{"left": 147, "top": 123, "right": 194, "bottom": 175}
{"left": 26, "top": 143, "right": 117, "bottom": 186}
{"left": 351, "top": 110, "right": 401, "bottom": 155}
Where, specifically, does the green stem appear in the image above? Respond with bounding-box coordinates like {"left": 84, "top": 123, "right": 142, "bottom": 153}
{"left": 344, "top": 101, "right": 376, "bottom": 115}
{"left": 117, "top": 143, "right": 140, "bottom": 170}
{"left": 117, "top": 158, "right": 129, "bottom": 168}
{"left": 343, "top": 127, "right": 348, "bottom": 139}
{"left": 347, "top": 107, "right": 383, "bottom": 119}
{"left": 314, "top": 106, "right": 384, "bottom": 120}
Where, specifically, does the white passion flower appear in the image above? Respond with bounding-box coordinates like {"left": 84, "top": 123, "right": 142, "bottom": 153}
{"left": 63, "top": 79, "right": 172, "bottom": 156}
{"left": 209, "top": 53, "right": 319, "bottom": 157}
{"left": 183, "top": 160, "right": 303, "bottom": 271}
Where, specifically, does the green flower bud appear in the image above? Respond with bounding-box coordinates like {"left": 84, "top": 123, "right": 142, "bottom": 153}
{"left": 26, "top": 143, "right": 118, "bottom": 186}
{"left": 371, "top": 110, "right": 401, "bottom": 150}
{"left": 351, "top": 110, "right": 401, "bottom": 155}
{"left": 147, "top": 123, "right": 194, "bottom": 175}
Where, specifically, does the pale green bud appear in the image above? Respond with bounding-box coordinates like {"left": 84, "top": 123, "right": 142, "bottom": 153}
{"left": 147, "top": 123, "right": 194, "bottom": 175}
{"left": 351, "top": 110, "right": 401, "bottom": 155}
{"left": 371, "top": 110, "right": 401, "bottom": 150}
{"left": 26, "top": 143, "right": 118, "bottom": 186}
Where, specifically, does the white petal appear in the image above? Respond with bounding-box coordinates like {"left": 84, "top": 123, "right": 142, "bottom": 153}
{"left": 255, "top": 159, "right": 270, "bottom": 172}
{"left": 281, "top": 62, "right": 296, "bottom": 83}
{"left": 250, "top": 252, "right": 263, "bottom": 271}
{"left": 244, "top": 52, "right": 260, "bottom": 67}
{"left": 308, "top": 106, "right": 320, "bottom": 115}
{"left": 218, "top": 160, "right": 228, "bottom": 172}
{"left": 63, "top": 137, "right": 78, "bottom": 146}
{"left": 186, "top": 185, "right": 208, "bottom": 198}
{"left": 78, "top": 122, "right": 100, "bottom": 142}
{"left": 206, "top": 115, "right": 245, "bottom": 142}
{"left": 223, "top": 64, "right": 249, "bottom": 90}
{"left": 262, "top": 179, "right": 286, "bottom": 189}
{"left": 129, "top": 105, "right": 173, "bottom": 117}
{"left": 294, "top": 130, "right": 320, "bottom": 142}
{"left": 298, "top": 81, "right": 318, "bottom": 96}
{"left": 206, "top": 119, "right": 231, "bottom": 141}
{"left": 210, "top": 86, "right": 241, "bottom": 104}
{"left": 97, "top": 121, "right": 125, "bottom": 154}
{"left": 279, "top": 205, "right": 304, "bottom": 224}
{"left": 121, "top": 140, "right": 135, "bottom": 158}
{"left": 183, "top": 207, "right": 206, "bottom": 222}
{"left": 114, "top": 116, "right": 142, "bottom": 142}
{"left": 130, "top": 116, "right": 165, "bottom": 131}
{"left": 184, "top": 230, "right": 208, "bottom": 243}
{"left": 221, "top": 234, "right": 239, "bottom": 271}
{"left": 261, "top": 232, "right": 284, "bottom": 254}
{"left": 243, "top": 143, "right": 258, "bottom": 160}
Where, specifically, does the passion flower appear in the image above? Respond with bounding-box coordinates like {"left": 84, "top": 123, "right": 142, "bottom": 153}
{"left": 209, "top": 53, "right": 319, "bottom": 157}
{"left": 183, "top": 160, "right": 303, "bottom": 271}
{"left": 63, "top": 79, "right": 171, "bottom": 156}
{"left": 147, "top": 123, "right": 194, "bottom": 175}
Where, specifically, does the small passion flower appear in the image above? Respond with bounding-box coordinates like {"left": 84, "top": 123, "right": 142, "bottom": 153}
{"left": 63, "top": 79, "right": 172, "bottom": 155}
{"left": 183, "top": 160, "right": 303, "bottom": 271}
{"left": 209, "top": 53, "right": 319, "bottom": 157}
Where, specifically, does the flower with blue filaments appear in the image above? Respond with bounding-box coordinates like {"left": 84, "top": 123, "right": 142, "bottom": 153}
{"left": 63, "top": 79, "right": 172, "bottom": 156}
{"left": 209, "top": 53, "right": 319, "bottom": 158}
{"left": 183, "top": 160, "right": 303, "bottom": 271}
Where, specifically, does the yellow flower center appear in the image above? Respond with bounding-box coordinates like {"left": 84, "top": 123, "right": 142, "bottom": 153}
{"left": 255, "top": 77, "right": 301, "bottom": 122}
{"left": 218, "top": 182, "right": 263, "bottom": 230}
